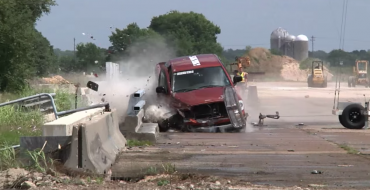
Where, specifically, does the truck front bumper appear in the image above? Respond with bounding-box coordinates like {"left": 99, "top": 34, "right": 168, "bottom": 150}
{"left": 183, "top": 116, "right": 247, "bottom": 133}
{"left": 187, "top": 123, "right": 243, "bottom": 132}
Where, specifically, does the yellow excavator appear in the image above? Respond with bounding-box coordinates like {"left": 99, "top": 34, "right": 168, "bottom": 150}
{"left": 348, "top": 60, "right": 369, "bottom": 88}
{"left": 228, "top": 56, "right": 265, "bottom": 82}
{"left": 307, "top": 61, "right": 327, "bottom": 88}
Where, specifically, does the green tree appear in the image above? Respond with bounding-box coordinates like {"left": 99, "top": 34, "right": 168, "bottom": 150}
{"left": 149, "top": 11, "right": 223, "bottom": 56}
{"left": 327, "top": 49, "right": 355, "bottom": 66}
{"left": 0, "top": 0, "right": 57, "bottom": 92}
{"left": 108, "top": 22, "right": 169, "bottom": 62}
{"left": 75, "top": 42, "right": 105, "bottom": 72}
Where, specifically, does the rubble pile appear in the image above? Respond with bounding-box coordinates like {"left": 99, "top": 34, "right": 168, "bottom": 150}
{"left": 41, "top": 75, "right": 70, "bottom": 84}
{"left": 0, "top": 168, "right": 311, "bottom": 190}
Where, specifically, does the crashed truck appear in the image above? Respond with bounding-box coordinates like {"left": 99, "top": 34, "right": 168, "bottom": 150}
{"left": 144, "top": 54, "right": 248, "bottom": 132}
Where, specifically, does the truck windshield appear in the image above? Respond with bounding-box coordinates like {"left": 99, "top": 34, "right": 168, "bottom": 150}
{"left": 173, "top": 66, "right": 231, "bottom": 93}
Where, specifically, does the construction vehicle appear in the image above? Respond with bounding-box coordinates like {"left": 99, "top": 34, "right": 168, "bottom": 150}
{"left": 307, "top": 61, "right": 327, "bottom": 88}
{"left": 228, "top": 56, "right": 265, "bottom": 81}
{"left": 348, "top": 60, "right": 369, "bottom": 88}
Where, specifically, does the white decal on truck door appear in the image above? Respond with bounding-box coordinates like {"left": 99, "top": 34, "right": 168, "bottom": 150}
{"left": 189, "top": 56, "right": 200, "bottom": 66}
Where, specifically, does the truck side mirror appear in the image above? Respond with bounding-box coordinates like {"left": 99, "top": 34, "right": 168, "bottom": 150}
{"left": 233, "top": 75, "right": 243, "bottom": 84}
{"left": 156, "top": 86, "right": 167, "bottom": 94}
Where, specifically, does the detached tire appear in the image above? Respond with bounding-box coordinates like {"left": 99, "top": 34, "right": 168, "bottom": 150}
{"left": 339, "top": 104, "right": 366, "bottom": 129}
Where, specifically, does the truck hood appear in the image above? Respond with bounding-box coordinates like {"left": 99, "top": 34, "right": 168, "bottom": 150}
{"left": 173, "top": 87, "right": 225, "bottom": 106}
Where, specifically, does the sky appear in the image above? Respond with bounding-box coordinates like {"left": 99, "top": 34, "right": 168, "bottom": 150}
{"left": 36, "top": 0, "right": 370, "bottom": 52}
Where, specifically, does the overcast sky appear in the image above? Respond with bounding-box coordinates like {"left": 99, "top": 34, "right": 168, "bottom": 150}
{"left": 36, "top": 0, "right": 370, "bottom": 52}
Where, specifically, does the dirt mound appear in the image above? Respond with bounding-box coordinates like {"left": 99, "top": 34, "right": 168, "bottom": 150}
{"left": 41, "top": 75, "right": 71, "bottom": 84}
{"left": 280, "top": 56, "right": 309, "bottom": 81}
{"left": 246, "top": 48, "right": 284, "bottom": 79}
{"left": 246, "top": 48, "right": 333, "bottom": 81}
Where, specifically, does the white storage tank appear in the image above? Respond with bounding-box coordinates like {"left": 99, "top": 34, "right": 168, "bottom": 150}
{"left": 293, "top": 34, "right": 309, "bottom": 61}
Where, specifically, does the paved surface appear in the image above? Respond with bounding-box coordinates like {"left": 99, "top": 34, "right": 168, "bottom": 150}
{"left": 113, "top": 82, "right": 370, "bottom": 189}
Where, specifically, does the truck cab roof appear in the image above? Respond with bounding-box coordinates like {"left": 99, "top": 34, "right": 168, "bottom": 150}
{"left": 164, "top": 54, "right": 223, "bottom": 72}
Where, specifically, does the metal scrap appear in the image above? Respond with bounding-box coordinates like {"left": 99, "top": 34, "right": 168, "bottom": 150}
{"left": 253, "top": 111, "right": 280, "bottom": 126}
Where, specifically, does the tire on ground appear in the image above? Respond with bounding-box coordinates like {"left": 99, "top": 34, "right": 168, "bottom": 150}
{"left": 339, "top": 103, "right": 366, "bottom": 129}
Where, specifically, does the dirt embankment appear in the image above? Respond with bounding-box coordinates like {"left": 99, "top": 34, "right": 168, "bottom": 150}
{"left": 245, "top": 48, "right": 333, "bottom": 82}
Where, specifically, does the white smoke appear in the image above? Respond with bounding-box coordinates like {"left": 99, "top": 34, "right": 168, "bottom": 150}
{"left": 90, "top": 38, "right": 176, "bottom": 122}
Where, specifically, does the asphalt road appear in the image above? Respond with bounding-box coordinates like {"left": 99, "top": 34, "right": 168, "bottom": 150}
{"left": 113, "top": 82, "right": 370, "bottom": 189}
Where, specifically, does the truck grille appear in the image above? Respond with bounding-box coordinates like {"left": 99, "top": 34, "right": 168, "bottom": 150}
{"left": 183, "top": 102, "right": 228, "bottom": 119}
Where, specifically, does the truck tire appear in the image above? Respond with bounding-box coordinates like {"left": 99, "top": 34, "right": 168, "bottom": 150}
{"left": 339, "top": 104, "right": 366, "bottom": 129}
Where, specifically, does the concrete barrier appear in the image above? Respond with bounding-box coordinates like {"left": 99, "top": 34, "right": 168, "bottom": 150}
{"left": 42, "top": 108, "right": 105, "bottom": 136}
{"left": 64, "top": 108, "right": 126, "bottom": 174}
{"left": 120, "top": 89, "right": 159, "bottom": 143}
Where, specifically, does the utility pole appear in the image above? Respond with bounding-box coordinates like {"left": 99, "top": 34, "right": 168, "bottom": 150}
{"left": 73, "top": 38, "right": 76, "bottom": 61}
{"left": 311, "top": 36, "right": 315, "bottom": 57}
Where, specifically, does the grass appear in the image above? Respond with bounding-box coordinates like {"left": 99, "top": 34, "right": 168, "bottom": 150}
{"left": 339, "top": 144, "right": 360, "bottom": 154}
{"left": 127, "top": 139, "right": 153, "bottom": 147}
{"left": 0, "top": 143, "right": 54, "bottom": 173}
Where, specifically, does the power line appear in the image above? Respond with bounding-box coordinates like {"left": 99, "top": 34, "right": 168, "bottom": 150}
{"left": 339, "top": 0, "right": 348, "bottom": 50}
{"left": 342, "top": 0, "right": 349, "bottom": 50}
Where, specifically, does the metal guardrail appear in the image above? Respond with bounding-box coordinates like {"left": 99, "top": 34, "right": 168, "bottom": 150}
{"left": 0, "top": 93, "right": 110, "bottom": 120}
{"left": 21, "top": 93, "right": 56, "bottom": 113}
{"left": 126, "top": 89, "right": 146, "bottom": 115}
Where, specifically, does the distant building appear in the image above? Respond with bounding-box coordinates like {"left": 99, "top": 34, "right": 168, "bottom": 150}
{"left": 270, "top": 27, "right": 309, "bottom": 61}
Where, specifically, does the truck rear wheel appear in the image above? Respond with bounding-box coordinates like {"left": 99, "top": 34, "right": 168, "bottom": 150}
{"left": 339, "top": 104, "right": 366, "bottom": 129}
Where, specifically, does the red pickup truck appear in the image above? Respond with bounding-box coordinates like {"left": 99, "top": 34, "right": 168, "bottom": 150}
{"left": 152, "top": 54, "right": 247, "bottom": 132}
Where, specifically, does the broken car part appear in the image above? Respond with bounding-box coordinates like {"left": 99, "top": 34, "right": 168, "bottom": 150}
{"left": 253, "top": 112, "right": 280, "bottom": 126}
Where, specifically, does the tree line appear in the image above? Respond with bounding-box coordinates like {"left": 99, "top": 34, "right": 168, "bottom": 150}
{"left": 1, "top": 0, "right": 368, "bottom": 92}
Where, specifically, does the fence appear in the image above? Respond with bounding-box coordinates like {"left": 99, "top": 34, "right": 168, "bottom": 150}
{"left": 105, "top": 62, "right": 120, "bottom": 80}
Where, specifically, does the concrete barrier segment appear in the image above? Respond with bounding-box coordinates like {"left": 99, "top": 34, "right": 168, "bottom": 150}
{"left": 64, "top": 109, "right": 126, "bottom": 174}
{"left": 120, "top": 109, "right": 159, "bottom": 143}
{"left": 42, "top": 108, "right": 105, "bottom": 136}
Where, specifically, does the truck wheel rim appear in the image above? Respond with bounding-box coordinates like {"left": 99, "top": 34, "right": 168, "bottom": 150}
{"left": 349, "top": 111, "right": 361, "bottom": 122}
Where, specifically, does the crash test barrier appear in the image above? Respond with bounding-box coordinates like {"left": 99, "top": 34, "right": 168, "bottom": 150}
{"left": 22, "top": 106, "right": 126, "bottom": 174}
{"left": 120, "top": 89, "right": 159, "bottom": 143}
{"left": 247, "top": 86, "right": 259, "bottom": 104}
{"left": 64, "top": 108, "right": 126, "bottom": 174}
{"left": 9, "top": 93, "right": 126, "bottom": 174}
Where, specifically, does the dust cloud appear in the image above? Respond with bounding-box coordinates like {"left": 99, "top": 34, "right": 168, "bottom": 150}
{"left": 89, "top": 39, "right": 176, "bottom": 122}
{"left": 235, "top": 82, "right": 256, "bottom": 133}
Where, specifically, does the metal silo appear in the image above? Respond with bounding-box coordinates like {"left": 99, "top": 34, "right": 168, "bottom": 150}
{"left": 284, "top": 35, "right": 296, "bottom": 57}
{"left": 293, "top": 34, "right": 309, "bottom": 61}
{"left": 270, "top": 27, "right": 289, "bottom": 53}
